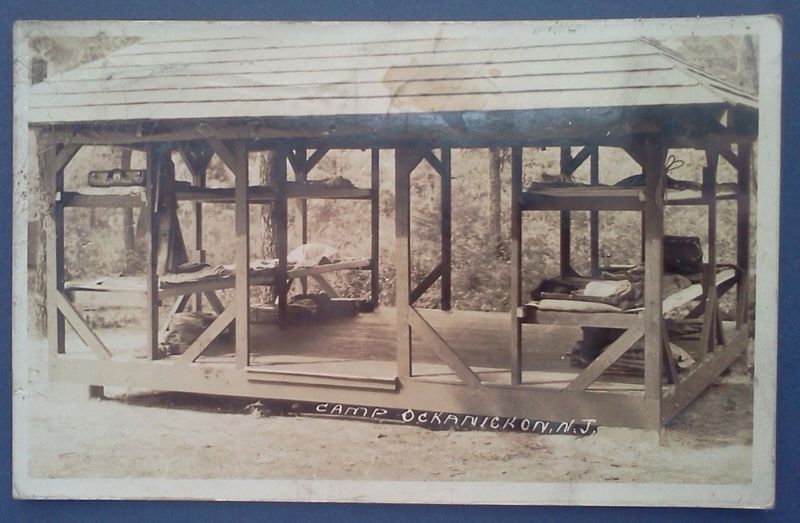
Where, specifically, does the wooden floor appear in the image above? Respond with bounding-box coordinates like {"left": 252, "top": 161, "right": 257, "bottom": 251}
{"left": 66, "top": 307, "right": 651, "bottom": 392}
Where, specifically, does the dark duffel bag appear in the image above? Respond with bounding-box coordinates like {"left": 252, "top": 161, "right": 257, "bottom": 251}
{"left": 664, "top": 235, "right": 703, "bottom": 275}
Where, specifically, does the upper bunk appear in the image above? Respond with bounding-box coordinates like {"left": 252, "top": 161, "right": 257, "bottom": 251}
{"left": 58, "top": 181, "right": 372, "bottom": 208}
{"left": 521, "top": 182, "right": 740, "bottom": 211}
{"left": 64, "top": 257, "right": 373, "bottom": 299}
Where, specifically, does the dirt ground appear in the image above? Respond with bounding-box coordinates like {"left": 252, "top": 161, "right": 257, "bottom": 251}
{"left": 19, "top": 339, "right": 754, "bottom": 485}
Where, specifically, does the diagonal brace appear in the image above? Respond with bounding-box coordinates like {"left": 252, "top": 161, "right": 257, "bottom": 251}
{"left": 565, "top": 327, "right": 644, "bottom": 391}
{"left": 410, "top": 262, "right": 443, "bottom": 305}
{"left": 176, "top": 305, "right": 236, "bottom": 364}
{"left": 55, "top": 292, "right": 112, "bottom": 360}
{"left": 408, "top": 307, "right": 481, "bottom": 387}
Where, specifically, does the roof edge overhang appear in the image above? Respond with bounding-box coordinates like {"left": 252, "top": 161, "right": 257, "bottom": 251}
{"left": 29, "top": 103, "right": 756, "bottom": 150}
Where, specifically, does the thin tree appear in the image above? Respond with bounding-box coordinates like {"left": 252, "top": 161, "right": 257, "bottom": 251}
{"left": 257, "top": 151, "right": 281, "bottom": 304}
{"left": 488, "top": 147, "right": 508, "bottom": 258}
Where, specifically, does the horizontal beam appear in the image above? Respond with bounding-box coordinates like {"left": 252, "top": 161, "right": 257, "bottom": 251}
{"left": 520, "top": 308, "right": 642, "bottom": 329}
{"left": 59, "top": 192, "right": 145, "bottom": 208}
{"left": 49, "top": 355, "right": 653, "bottom": 428}
{"left": 522, "top": 194, "right": 643, "bottom": 212}
{"left": 246, "top": 367, "right": 398, "bottom": 391}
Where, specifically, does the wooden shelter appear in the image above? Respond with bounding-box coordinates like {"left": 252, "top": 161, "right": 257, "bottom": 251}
{"left": 29, "top": 24, "right": 757, "bottom": 430}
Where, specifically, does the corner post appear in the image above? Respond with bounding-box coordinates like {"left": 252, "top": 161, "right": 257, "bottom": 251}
{"left": 736, "top": 143, "right": 752, "bottom": 329}
{"left": 395, "top": 147, "right": 422, "bottom": 379}
{"left": 233, "top": 140, "right": 251, "bottom": 368}
{"left": 40, "top": 135, "right": 65, "bottom": 360}
{"left": 643, "top": 135, "right": 667, "bottom": 425}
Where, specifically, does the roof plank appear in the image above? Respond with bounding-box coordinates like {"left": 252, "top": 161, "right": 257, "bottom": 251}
{"left": 32, "top": 55, "right": 672, "bottom": 95}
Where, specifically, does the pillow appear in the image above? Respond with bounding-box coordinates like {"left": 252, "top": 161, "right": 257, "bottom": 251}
{"left": 287, "top": 243, "right": 339, "bottom": 268}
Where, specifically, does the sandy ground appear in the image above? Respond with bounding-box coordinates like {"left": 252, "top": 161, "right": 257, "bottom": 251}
{"left": 18, "top": 340, "right": 754, "bottom": 485}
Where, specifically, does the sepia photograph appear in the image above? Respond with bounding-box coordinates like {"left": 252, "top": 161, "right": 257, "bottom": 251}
{"left": 11, "top": 16, "right": 781, "bottom": 506}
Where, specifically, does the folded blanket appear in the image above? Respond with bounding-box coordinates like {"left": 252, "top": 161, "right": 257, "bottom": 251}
{"left": 582, "top": 279, "right": 631, "bottom": 299}
{"left": 160, "top": 264, "right": 233, "bottom": 287}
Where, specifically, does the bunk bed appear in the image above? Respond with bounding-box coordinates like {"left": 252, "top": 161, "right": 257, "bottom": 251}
{"left": 59, "top": 144, "right": 380, "bottom": 363}
{"left": 510, "top": 144, "right": 750, "bottom": 402}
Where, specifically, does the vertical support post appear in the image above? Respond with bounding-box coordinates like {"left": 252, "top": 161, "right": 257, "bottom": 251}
{"left": 192, "top": 153, "right": 207, "bottom": 311}
{"left": 370, "top": 148, "right": 381, "bottom": 308}
{"left": 42, "top": 138, "right": 65, "bottom": 358}
{"left": 275, "top": 149, "right": 289, "bottom": 326}
{"left": 510, "top": 146, "right": 523, "bottom": 385}
{"left": 144, "top": 144, "right": 165, "bottom": 360}
{"left": 643, "top": 136, "right": 666, "bottom": 421}
{"left": 295, "top": 148, "right": 309, "bottom": 294}
{"left": 440, "top": 148, "right": 452, "bottom": 311}
{"left": 121, "top": 149, "right": 135, "bottom": 255}
{"left": 736, "top": 143, "right": 752, "bottom": 329}
{"left": 589, "top": 146, "right": 600, "bottom": 277}
{"left": 395, "top": 147, "right": 422, "bottom": 379}
{"left": 559, "top": 146, "right": 572, "bottom": 277}
{"left": 702, "top": 149, "right": 719, "bottom": 352}
{"left": 233, "top": 140, "right": 251, "bottom": 368}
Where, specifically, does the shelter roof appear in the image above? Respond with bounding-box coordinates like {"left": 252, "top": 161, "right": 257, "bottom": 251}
{"left": 27, "top": 23, "right": 757, "bottom": 128}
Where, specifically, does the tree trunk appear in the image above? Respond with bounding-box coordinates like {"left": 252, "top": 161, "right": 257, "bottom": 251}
{"left": 32, "top": 134, "right": 49, "bottom": 337}
{"left": 258, "top": 150, "right": 281, "bottom": 303}
{"left": 31, "top": 60, "right": 48, "bottom": 337}
{"left": 488, "top": 147, "right": 504, "bottom": 257}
